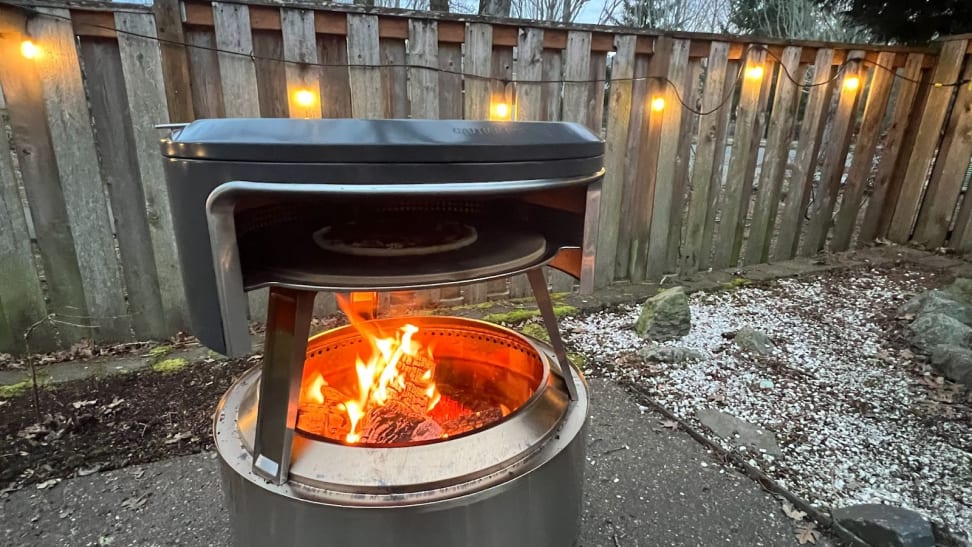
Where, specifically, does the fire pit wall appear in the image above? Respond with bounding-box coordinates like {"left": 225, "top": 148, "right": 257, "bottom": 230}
{"left": 161, "top": 119, "right": 604, "bottom": 547}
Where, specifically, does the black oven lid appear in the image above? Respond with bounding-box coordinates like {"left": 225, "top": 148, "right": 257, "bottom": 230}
{"left": 161, "top": 118, "right": 604, "bottom": 164}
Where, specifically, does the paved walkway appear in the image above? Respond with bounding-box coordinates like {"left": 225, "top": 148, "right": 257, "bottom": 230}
{"left": 1, "top": 379, "right": 810, "bottom": 547}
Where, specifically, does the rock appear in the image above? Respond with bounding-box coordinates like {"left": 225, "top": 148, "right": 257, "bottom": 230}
{"left": 832, "top": 504, "right": 935, "bottom": 547}
{"left": 695, "top": 409, "right": 781, "bottom": 456}
{"left": 733, "top": 327, "right": 775, "bottom": 355}
{"left": 930, "top": 345, "right": 972, "bottom": 387}
{"left": 906, "top": 313, "right": 972, "bottom": 354}
{"left": 635, "top": 287, "right": 691, "bottom": 342}
{"left": 638, "top": 345, "right": 704, "bottom": 363}
{"left": 944, "top": 277, "right": 972, "bottom": 304}
{"left": 899, "top": 290, "right": 972, "bottom": 326}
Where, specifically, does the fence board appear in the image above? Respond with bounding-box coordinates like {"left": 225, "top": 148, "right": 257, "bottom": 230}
{"left": 645, "top": 38, "right": 690, "bottom": 279}
{"left": 381, "top": 38, "right": 409, "bottom": 118}
{"left": 887, "top": 39, "right": 968, "bottom": 243}
{"left": 773, "top": 48, "right": 835, "bottom": 260}
{"left": 831, "top": 51, "right": 897, "bottom": 251}
{"left": 185, "top": 27, "right": 225, "bottom": 118}
{"left": 711, "top": 48, "right": 767, "bottom": 269}
{"left": 912, "top": 48, "right": 972, "bottom": 247}
{"left": 80, "top": 38, "right": 166, "bottom": 340}
{"left": 153, "top": 0, "right": 194, "bottom": 122}
{"left": 282, "top": 8, "right": 322, "bottom": 118}
{"left": 562, "top": 31, "right": 591, "bottom": 126}
{"left": 253, "top": 30, "right": 289, "bottom": 117}
{"left": 666, "top": 60, "right": 704, "bottom": 268}
{"left": 593, "top": 34, "right": 635, "bottom": 287}
{"left": 346, "top": 14, "right": 384, "bottom": 118}
{"left": 464, "top": 23, "right": 492, "bottom": 122}
{"left": 616, "top": 54, "right": 649, "bottom": 277}
{"left": 408, "top": 19, "right": 438, "bottom": 119}
{"left": 744, "top": 47, "right": 802, "bottom": 264}
{"left": 318, "top": 34, "right": 352, "bottom": 118}
{"left": 858, "top": 53, "right": 925, "bottom": 242}
{"left": 698, "top": 60, "right": 738, "bottom": 270}
{"left": 541, "top": 50, "right": 563, "bottom": 121}
{"left": 438, "top": 42, "right": 462, "bottom": 119}
{"left": 213, "top": 2, "right": 261, "bottom": 118}
{"left": 491, "top": 44, "right": 516, "bottom": 294}
{"left": 736, "top": 57, "right": 777, "bottom": 262}
{"left": 33, "top": 9, "right": 131, "bottom": 341}
{"left": 515, "top": 27, "right": 544, "bottom": 123}
{"left": 0, "top": 18, "right": 88, "bottom": 345}
{"left": 587, "top": 52, "right": 607, "bottom": 132}
{"left": 0, "top": 105, "right": 52, "bottom": 351}
{"left": 803, "top": 54, "right": 866, "bottom": 255}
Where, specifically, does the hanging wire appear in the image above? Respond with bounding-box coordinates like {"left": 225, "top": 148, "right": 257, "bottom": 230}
{"left": 5, "top": 0, "right": 970, "bottom": 115}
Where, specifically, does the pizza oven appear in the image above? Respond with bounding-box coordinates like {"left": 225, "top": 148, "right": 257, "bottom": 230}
{"left": 160, "top": 118, "right": 604, "bottom": 547}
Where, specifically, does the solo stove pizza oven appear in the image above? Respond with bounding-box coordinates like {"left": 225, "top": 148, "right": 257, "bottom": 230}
{"left": 160, "top": 119, "right": 604, "bottom": 547}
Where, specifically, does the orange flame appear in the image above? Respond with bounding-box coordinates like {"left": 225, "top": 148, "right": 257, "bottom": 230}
{"left": 302, "top": 295, "right": 441, "bottom": 444}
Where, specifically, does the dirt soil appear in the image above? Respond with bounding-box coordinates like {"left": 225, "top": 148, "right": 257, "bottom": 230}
{"left": 0, "top": 356, "right": 255, "bottom": 493}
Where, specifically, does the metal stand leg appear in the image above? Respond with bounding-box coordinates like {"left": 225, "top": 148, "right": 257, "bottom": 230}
{"left": 526, "top": 268, "right": 579, "bottom": 401}
{"left": 252, "top": 287, "right": 316, "bottom": 484}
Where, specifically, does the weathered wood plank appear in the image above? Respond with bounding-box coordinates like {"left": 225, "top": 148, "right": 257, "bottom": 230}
{"left": 0, "top": 14, "right": 87, "bottom": 344}
{"left": 887, "top": 40, "right": 968, "bottom": 243}
{"left": 562, "top": 31, "right": 591, "bottom": 126}
{"left": 737, "top": 57, "right": 777, "bottom": 263}
{"left": 80, "top": 38, "right": 166, "bottom": 340}
{"left": 627, "top": 39, "right": 671, "bottom": 282}
{"left": 712, "top": 48, "right": 768, "bottom": 269}
{"left": 587, "top": 52, "right": 607, "bottom": 132}
{"left": 830, "top": 51, "right": 897, "bottom": 251}
{"left": 318, "top": 34, "right": 353, "bottom": 118}
{"left": 437, "top": 42, "right": 462, "bottom": 119}
{"left": 680, "top": 42, "right": 731, "bottom": 273}
{"left": 593, "top": 34, "right": 635, "bottom": 287}
{"left": 380, "top": 38, "right": 409, "bottom": 118}
{"left": 744, "top": 46, "right": 802, "bottom": 264}
{"left": 698, "top": 60, "right": 739, "bottom": 269}
{"left": 347, "top": 14, "right": 383, "bottom": 119}
{"left": 858, "top": 53, "right": 925, "bottom": 243}
{"left": 253, "top": 29, "right": 289, "bottom": 117}
{"left": 514, "top": 27, "right": 544, "bottom": 123}
{"left": 282, "top": 8, "right": 322, "bottom": 118}
{"left": 615, "top": 53, "right": 651, "bottom": 278}
{"left": 407, "top": 19, "right": 439, "bottom": 119}
{"left": 34, "top": 9, "right": 130, "bottom": 341}
{"left": 491, "top": 44, "right": 514, "bottom": 115}
{"left": 185, "top": 27, "right": 225, "bottom": 118}
{"left": 116, "top": 12, "right": 190, "bottom": 335}
{"left": 0, "top": 102, "right": 52, "bottom": 351}
{"left": 464, "top": 23, "right": 492, "bottom": 121}
{"left": 152, "top": 0, "right": 194, "bottom": 122}
{"left": 666, "top": 60, "right": 704, "bottom": 268}
{"left": 540, "top": 49, "right": 563, "bottom": 121}
{"left": 213, "top": 2, "right": 261, "bottom": 118}
{"left": 645, "top": 38, "right": 690, "bottom": 279}
{"left": 772, "top": 48, "right": 835, "bottom": 260}
{"left": 911, "top": 45, "right": 972, "bottom": 248}
{"left": 802, "top": 53, "right": 866, "bottom": 256}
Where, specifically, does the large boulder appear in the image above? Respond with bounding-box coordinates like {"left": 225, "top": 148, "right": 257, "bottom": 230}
{"left": 906, "top": 313, "right": 972, "bottom": 354}
{"left": 930, "top": 344, "right": 972, "bottom": 387}
{"left": 832, "top": 504, "right": 935, "bottom": 547}
{"left": 944, "top": 277, "right": 972, "bottom": 304}
{"left": 733, "top": 327, "right": 775, "bottom": 356}
{"left": 899, "top": 290, "right": 972, "bottom": 326}
{"left": 635, "top": 287, "right": 691, "bottom": 342}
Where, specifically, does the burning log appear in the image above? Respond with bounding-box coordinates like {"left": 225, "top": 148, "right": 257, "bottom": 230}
{"left": 441, "top": 407, "right": 504, "bottom": 437}
{"left": 297, "top": 385, "right": 352, "bottom": 439}
{"left": 360, "top": 401, "right": 443, "bottom": 444}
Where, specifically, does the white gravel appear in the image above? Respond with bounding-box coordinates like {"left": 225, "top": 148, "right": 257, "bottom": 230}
{"left": 562, "top": 267, "right": 972, "bottom": 538}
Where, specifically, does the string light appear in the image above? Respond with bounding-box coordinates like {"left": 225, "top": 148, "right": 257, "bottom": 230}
{"left": 744, "top": 65, "right": 764, "bottom": 80}
{"left": 650, "top": 96, "right": 666, "bottom": 112}
{"left": 843, "top": 75, "right": 861, "bottom": 91}
{"left": 20, "top": 39, "right": 39, "bottom": 59}
{"left": 490, "top": 101, "right": 511, "bottom": 120}
{"left": 293, "top": 88, "right": 317, "bottom": 108}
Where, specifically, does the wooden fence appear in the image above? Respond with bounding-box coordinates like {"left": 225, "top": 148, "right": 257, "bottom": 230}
{"left": 1, "top": 0, "right": 971, "bottom": 353}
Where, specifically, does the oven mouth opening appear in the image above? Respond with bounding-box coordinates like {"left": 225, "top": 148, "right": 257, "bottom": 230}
{"left": 295, "top": 317, "right": 548, "bottom": 448}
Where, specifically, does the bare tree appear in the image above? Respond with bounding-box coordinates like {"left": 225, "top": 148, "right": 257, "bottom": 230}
{"left": 728, "top": 0, "right": 868, "bottom": 41}
{"left": 512, "top": 0, "right": 592, "bottom": 23}
{"left": 599, "top": 0, "right": 730, "bottom": 31}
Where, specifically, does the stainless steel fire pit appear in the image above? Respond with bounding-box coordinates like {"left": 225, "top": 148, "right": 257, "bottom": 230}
{"left": 160, "top": 118, "right": 604, "bottom": 547}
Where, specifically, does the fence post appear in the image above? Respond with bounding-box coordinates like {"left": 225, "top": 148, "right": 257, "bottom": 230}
{"left": 153, "top": 0, "right": 194, "bottom": 122}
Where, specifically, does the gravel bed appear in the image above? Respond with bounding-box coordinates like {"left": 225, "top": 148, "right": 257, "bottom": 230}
{"left": 561, "top": 266, "right": 972, "bottom": 539}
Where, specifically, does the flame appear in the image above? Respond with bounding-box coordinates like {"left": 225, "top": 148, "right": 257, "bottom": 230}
{"left": 301, "top": 295, "right": 441, "bottom": 444}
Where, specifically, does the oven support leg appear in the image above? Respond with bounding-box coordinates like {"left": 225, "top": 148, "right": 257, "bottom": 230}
{"left": 526, "top": 268, "right": 579, "bottom": 401}
{"left": 252, "top": 286, "right": 316, "bottom": 485}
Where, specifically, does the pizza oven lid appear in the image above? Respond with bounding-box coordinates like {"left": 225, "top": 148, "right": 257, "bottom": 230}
{"left": 161, "top": 118, "right": 604, "bottom": 164}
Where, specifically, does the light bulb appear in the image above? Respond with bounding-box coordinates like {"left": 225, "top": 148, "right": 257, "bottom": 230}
{"left": 491, "top": 102, "right": 511, "bottom": 120}
{"left": 294, "top": 89, "right": 317, "bottom": 107}
{"left": 20, "top": 40, "right": 39, "bottom": 60}
{"left": 745, "top": 65, "right": 764, "bottom": 80}
{"left": 650, "top": 96, "right": 665, "bottom": 112}
{"left": 843, "top": 75, "right": 861, "bottom": 91}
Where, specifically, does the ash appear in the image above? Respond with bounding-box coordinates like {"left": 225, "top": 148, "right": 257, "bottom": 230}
{"left": 562, "top": 268, "right": 972, "bottom": 536}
